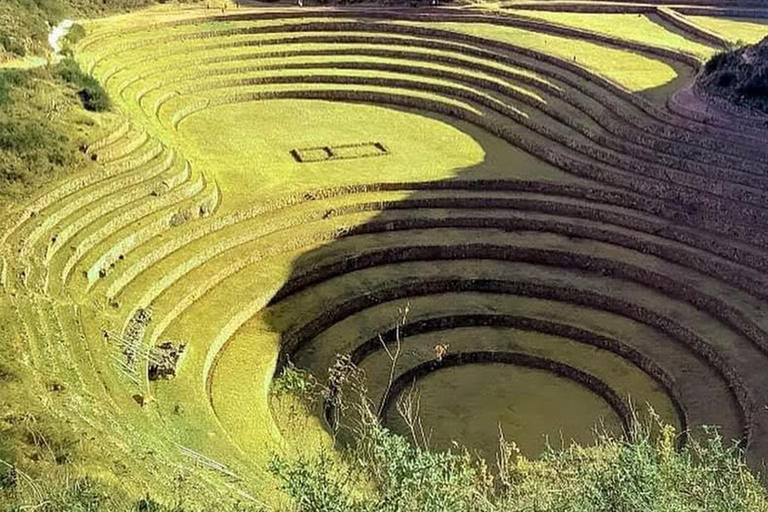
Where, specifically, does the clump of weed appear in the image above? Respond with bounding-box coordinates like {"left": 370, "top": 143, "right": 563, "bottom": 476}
{"left": 0, "top": 70, "right": 30, "bottom": 107}
{"left": 0, "top": 33, "right": 26, "bottom": 58}
{"left": 271, "top": 363, "right": 318, "bottom": 397}
{"left": 64, "top": 23, "right": 87, "bottom": 46}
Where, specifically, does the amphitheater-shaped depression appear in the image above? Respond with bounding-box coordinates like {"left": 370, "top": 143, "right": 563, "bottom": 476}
{"left": 4, "top": 6, "right": 768, "bottom": 494}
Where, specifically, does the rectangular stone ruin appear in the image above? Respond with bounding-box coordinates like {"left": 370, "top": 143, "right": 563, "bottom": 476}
{"left": 148, "top": 341, "right": 187, "bottom": 381}
{"left": 291, "top": 141, "right": 389, "bottom": 163}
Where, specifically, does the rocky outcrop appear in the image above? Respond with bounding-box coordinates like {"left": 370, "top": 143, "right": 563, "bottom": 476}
{"left": 698, "top": 37, "right": 768, "bottom": 116}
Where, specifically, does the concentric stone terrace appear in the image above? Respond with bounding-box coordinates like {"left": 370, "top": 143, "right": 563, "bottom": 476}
{"left": 1, "top": 4, "right": 768, "bottom": 499}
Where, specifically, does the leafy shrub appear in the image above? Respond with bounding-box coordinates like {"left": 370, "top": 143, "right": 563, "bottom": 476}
{"left": 737, "top": 70, "right": 768, "bottom": 99}
{"left": 269, "top": 453, "right": 365, "bottom": 512}
{"left": 271, "top": 363, "right": 318, "bottom": 397}
{"left": 270, "top": 363, "right": 768, "bottom": 512}
{"left": 0, "top": 33, "right": 26, "bottom": 57}
{"left": 57, "top": 58, "right": 111, "bottom": 111}
{"left": 717, "top": 72, "right": 735, "bottom": 88}
{"left": 699, "top": 36, "right": 768, "bottom": 114}
{"left": 0, "top": 70, "right": 30, "bottom": 107}
{"left": 0, "top": 116, "right": 74, "bottom": 188}
{"left": 65, "top": 23, "right": 87, "bottom": 45}
{"left": 53, "top": 477, "right": 108, "bottom": 511}
{"left": 77, "top": 80, "right": 111, "bottom": 112}
{"left": 56, "top": 58, "right": 83, "bottom": 84}
{"left": 703, "top": 52, "right": 727, "bottom": 75}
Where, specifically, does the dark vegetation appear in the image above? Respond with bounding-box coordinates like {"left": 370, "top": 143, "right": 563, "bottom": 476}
{"left": 0, "top": 61, "right": 108, "bottom": 197}
{"left": 58, "top": 57, "right": 110, "bottom": 111}
{"left": 699, "top": 36, "right": 768, "bottom": 115}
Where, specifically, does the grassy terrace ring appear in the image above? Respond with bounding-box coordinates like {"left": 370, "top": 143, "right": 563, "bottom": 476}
{"left": 2, "top": 2, "right": 768, "bottom": 504}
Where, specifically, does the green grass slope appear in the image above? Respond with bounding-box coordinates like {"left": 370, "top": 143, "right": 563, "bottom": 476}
{"left": 0, "top": 62, "right": 111, "bottom": 200}
{"left": 0, "top": 0, "right": 167, "bottom": 62}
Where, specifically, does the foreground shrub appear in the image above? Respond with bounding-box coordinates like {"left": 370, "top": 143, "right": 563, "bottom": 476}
{"left": 271, "top": 421, "right": 767, "bottom": 511}
{"left": 64, "top": 23, "right": 87, "bottom": 46}
{"left": 269, "top": 365, "right": 768, "bottom": 512}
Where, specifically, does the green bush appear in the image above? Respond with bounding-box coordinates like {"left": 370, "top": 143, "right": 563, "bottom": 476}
{"left": 699, "top": 36, "right": 768, "bottom": 114}
{"left": 56, "top": 58, "right": 83, "bottom": 84}
{"left": 703, "top": 52, "right": 728, "bottom": 75}
{"left": 77, "top": 79, "right": 111, "bottom": 112}
{"left": 0, "top": 116, "right": 74, "bottom": 186}
{"left": 65, "top": 23, "right": 87, "bottom": 45}
{"left": 57, "top": 58, "right": 111, "bottom": 111}
{"left": 272, "top": 364, "right": 318, "bottom": 397}
{"left": 738, "top": 70, "right": 768, "bottom": 100}
{"left": 269, "top": 365, "right": 768, "bottom": 512}
{"left": 0, "top": 33, "right": 26, "bottom": 57}
{"left": 0, "top": 70, "right": 30, "bottom": 107}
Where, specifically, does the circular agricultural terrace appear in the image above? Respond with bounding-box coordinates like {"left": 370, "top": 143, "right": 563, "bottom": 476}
{"left": 2, "top": 2, "right": 768, "bottom": 500}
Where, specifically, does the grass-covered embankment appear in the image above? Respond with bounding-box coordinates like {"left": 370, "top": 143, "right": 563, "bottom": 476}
{"left": 0, "top": 57, "right": 110, "bottom": 199}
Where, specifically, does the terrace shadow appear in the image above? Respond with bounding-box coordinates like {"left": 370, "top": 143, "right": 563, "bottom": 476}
{"left": 253, "top": 91, "right": 761, "bottom": 462}
{"left": 199, "top": 11, "right": 764, "bottom": 464}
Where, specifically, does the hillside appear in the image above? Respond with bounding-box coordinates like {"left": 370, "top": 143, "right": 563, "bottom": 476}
{"left": 2, "top": 3, "right": 768, "bottom": 511}
{"left": 0, "top": 0, "right": 176, "bottom": 61}
{"left": 699, "top": 36, "right": 768, "bottom": 114}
